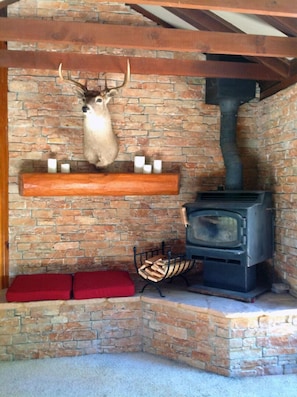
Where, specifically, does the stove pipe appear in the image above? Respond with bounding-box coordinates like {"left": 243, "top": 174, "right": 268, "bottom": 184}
{"left": 205, "top": 78, "right": 256, "bottom": 190}
{"left": 219, "top": 98, "right": 242, "bottom": 190}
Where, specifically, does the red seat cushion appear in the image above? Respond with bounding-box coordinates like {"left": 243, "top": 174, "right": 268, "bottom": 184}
{"left": 73, "top": 270, "right": 135, "bottom": 299}
{"left": 6, "top": 274, "right": 73, "bottom": 302}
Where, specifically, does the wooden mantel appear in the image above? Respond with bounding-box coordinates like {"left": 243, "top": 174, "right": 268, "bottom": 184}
{"left": 19, "top": 173, "right": 180, "bottom": 196}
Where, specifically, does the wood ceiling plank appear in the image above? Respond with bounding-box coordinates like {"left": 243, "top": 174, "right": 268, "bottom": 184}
{"left": 0, "top": 49, "right": 281, "bottom": 81}
{"left": 124, "top": 0, "right": 297, "bottom": 17}
{"left": 1, "top": 18, "right": 297, "bottom": 58}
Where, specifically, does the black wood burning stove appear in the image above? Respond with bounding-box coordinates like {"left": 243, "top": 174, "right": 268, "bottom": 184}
{"left": 183, "top": 70, "right": 274, "bottom": 295}
{"left": 182, "top": 191, "right": 274, "bottom": 292}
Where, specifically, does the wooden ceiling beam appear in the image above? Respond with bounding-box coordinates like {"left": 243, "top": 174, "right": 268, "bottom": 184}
{"left": 254, "top": 57, "right": 290, "bottom": 79}
{"left": 0, "top": 5, "right": 9, "bottom": 289}
{"left": 260, "top": 73, "right": 297, "bottom": 100}
{"left": 165, "top": 8, "right": 290, "bottom": 78}
{"left": 0, "top": 49, "right": 281, "bottom": 81}
{"left": 106, "top": 0, "right": 297, "bottom": 18}
{"left": 164, "top": 8, "right": 237, "bottom": 32}
{"left": 129, "top": 4, "right": 173, "bottom": 28}
{"left": 1, "top": 18, "right": 297, "bottom": 59}
{"left": 0, "top": 0, "right": 19, "bottom": 10}
{"left": 260, "top": 16, "right": 297, "bottom": 37}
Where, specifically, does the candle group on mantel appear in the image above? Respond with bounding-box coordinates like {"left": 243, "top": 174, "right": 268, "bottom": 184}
{"left": 47, "top": 159, "right": 57, "bottom": 173}
{"left": 134, "top": 156, "right": 145, "bottom": 173}
{"left": 153, "top": 159, "right": 162, "bottom": 174}
{"left": 61, "top": 163, "right": 70, "bottom": 173}
{"left": 47, "top": 159, "right": 71, "bottom": 173}
{"left": 134, "top": 156, "right": 162, "bottom": 174}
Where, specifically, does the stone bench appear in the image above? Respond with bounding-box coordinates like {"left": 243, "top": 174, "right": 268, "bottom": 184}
{"left": 1, "top": 287, "right": 296, "bottom": 377}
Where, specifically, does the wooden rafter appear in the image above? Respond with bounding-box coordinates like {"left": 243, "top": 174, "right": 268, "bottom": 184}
{"left": 0, "top": 3, "right": 9, "bottom": 290}
{"left": 164, "top": 8, "right": 290, "bottom": 78}
{"left": 1, "top": 18, "right": 297, "bottom": 59}
{"left": 260, "top": 73, "right": 297, "bottom": 99}
{"left": 0, "top": 49, "right": 281, "bottom": 81}
{"left": 260, "top": 16, "right": 297, "bottom": 37}
{"left": 0, "top": 0, "right": 19, "bottom": 9}
{"left": 104, "top": 0, "right": 297, "bottom": 17}
{"left": 129, "top": 4, "right": 173, "bottom": 28}
{"left": 164, "top": 8, "right": 240, "bottom": 32}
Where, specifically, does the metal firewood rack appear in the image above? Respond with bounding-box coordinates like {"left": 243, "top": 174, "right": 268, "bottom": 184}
{"left": 133, "top": 241, "right": 196, "bottom": 297}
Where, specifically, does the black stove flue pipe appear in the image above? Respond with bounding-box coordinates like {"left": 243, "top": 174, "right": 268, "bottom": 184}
{"left": 219, "top": 98, "right": 242, "bottom": 190}
{"left": 205, "top": 77, "right": 256, "bottom": 190}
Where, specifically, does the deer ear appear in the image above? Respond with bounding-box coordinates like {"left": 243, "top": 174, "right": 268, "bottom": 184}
{"left": 106, "top": 88, "right": 119, "bottom": 98}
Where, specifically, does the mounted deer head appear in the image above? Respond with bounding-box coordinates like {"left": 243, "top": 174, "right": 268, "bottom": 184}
{"left": 58, "top": 60, "right": 130, "bottom": 168}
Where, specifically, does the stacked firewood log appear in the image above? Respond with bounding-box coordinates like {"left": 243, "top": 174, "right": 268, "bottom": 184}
{"left": 137, "top": 254, "right": 192, "bottom": 283}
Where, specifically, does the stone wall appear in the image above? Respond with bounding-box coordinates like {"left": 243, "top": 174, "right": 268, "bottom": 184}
{"left": 142, "top": 297, "right": 297, "bottom": 377}
{"left": 7, "top": 0, "right": 225, "bottom": 278}
{"left": 229, "top": 313, "right": 297, "bottom": 376}
{"left": 1, "top": 294, "right": 296, "bottom": 377}
{"left": 255, "top": 84, "right": 297, "bottom": 291}
{"left": 0, "top": 297, "right": 142, "bottom": 360}
{"left": 5, "top": 0, "right": 297, "bottom": 292}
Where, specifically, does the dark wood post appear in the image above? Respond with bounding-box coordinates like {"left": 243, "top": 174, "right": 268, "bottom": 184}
{"left": 0, "top": 6, "right": 9, "bottom": 288}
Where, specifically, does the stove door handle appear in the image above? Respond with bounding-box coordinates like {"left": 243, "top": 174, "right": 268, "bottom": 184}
{"left": 180, "top": 207, "right": 189, "bottom": 228}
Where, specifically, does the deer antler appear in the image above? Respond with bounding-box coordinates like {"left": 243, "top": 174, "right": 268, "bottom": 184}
{"left": 58, "top": 63, "right": 88, "bottom": 97}
{"left": 117, "top": 59, "right": 131, "bottom": 90}
{"left": 59, "top": 61, "right": 130, "bottom": 96}
{"left": 105, "top": 60, "right": 131, "bottom": 94}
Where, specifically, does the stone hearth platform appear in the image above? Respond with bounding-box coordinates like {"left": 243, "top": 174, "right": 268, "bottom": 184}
{"left": 0, "top": 283, "right": 296, "bottom": 377}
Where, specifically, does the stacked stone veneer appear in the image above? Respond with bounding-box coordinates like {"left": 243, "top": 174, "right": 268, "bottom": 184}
{"left": 142, "top": 298, "right": 297, "bottom": 377}
{"left": 6, "top": 0, "right": 297, "bottom": 295}
{"left": 7, "top": 0, "right": 216, "bottom": 279}
{"left": 1, "top": 296, "right": 296, "bottom": 377}
{"left": 0, "top": 297, "right": 142, "bottom": 359}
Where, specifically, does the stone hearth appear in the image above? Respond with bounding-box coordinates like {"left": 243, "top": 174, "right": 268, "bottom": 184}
{"left": 0, "top": 285, "right": 296, "bottom": 377}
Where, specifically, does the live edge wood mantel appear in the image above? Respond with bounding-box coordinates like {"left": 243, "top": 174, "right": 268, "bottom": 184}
{"left": 19, "top": 173, "right": 180, "bottom": 196}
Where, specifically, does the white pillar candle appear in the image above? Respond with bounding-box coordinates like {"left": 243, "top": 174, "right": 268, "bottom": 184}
{"left": 153, "top": 159, "right": 162, "bottom": 174}
{"left": 47, "top": 159, "right": 57, "bottom": 173}
{"left": 134, "top": 156, "right": 145, "bottom": 173}
{"left": 61, "top": 163, "right": 70, "bottom": 173}
{"left": 143, "top": 164, "right": 152, "bottom": 174}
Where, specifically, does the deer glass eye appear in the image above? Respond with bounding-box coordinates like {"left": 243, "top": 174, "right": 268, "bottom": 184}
{"left": 95, "top": 97, "right": 103, "bottom": 103}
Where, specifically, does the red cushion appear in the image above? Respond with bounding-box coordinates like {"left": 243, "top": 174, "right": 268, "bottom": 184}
{"left": 6, "top": 274, "right": 73, "bottom": 302}
{"left": 73, "top": 270, "right": 135, "bottom": 299}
